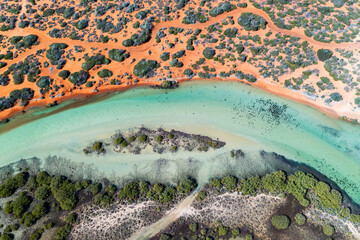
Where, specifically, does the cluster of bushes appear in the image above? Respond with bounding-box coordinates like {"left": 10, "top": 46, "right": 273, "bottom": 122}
{"left": 75, "top": 19, "right": 88, "bottom": 30}
{"left": 0, "top": 89, "right": 35, "bottom": 111}
{"left": 117, "top": 177, "right": 197, "bottom": 204}
{"left": 58, "top": 70, "right": 70, "bottom": 80}
{"left": 172, "top": 50, "right": 186, "bottom": 59}
{"left": 160, "top": 52, "right": 170, "bottom": 61}
{"left": 81, "top": 54, "right": 110, "bottom": 71}
{"left": 0, "top": 74, "right": 10, "bottom": 86}
{"left": 97, "top": 69, "right": 113, "bottom": 78}
{"left": 122, "top": 17, "right": 154, "bottom": 47}
{"left": 317, "top": 49, "right": 333, "bottom": 62}
{"left": 238, "top": 13, "right": 267, "bottom": 31}
{"left": 9, "top": 35, "right": 38, "bottom": 49}
{"left": 235, "top": 71, "right": 257, "bottom": 83}
{"left": 223, "top": 28, "right": 238, "bottom": 38}
{"left": 96, "top": 17, "right": 125, "bottom": 34}
{"left": 208, "top": 170, "right": 346, "bottom": 214}
{"left": 202, "top": 47, "right": 216, "bottom": 59}
{"left": 271, "top": 215, "right": 290, "bottom": 229}
{"left": 68, "top": 70, "right": 89, "bottom": 86}
{"left": 0, "top": 172, "right": 28, "bottom": 197}
{"left": 46, "top": 43, "right": 68, "bottom": 67}
{"left": 329, "top": 92, "right": 343, "bottom": 102}
{"left": 133, "top": 59, "right": 160, "bottom": 78}
{"left": 36, "top": 76, "right": 53, "bottom": 91}
{"left": 209, "top": 2, "right": 235, "bottom": 17}
{"left": 107, "top": 49, "right": 129, "bottom": 62}
{"left": 182, "top": 10, "right": 207, "bottom": 24}
{"left": 157, "top": 221, "right": 252, "bottom": 240}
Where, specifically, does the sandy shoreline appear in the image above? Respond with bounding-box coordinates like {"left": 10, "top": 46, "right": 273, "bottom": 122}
{"left": 1, "top": 76, "right": 357, "bottom": 132}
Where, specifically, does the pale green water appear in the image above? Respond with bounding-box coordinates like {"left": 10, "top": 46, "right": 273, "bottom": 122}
{"left": 1, "top": 80, "right": 360, "bottom": 203}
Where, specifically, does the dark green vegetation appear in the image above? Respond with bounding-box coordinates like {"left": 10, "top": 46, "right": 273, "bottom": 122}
{"left": 97, "top": 69, "right": 113, "bottom": 78}
{"left": 107, "top": 49, "right": 129, "bottom": 62}
{"left": 206, "top": 170, "right": 358, "bottom": 223}
{"left": 46, "top": 43, "right": 68, "bottom": 67}
{"left": 271, "top": 215, "right": 291, "bottom": 229}
{"left": 0, "top": 88, "right": 34, "bottom": 111}
{"left": 133, "top": 59, "right": 160, "bottom": 78}
{"left": 9, "top": 35, "right": 38, "bottom": 49}
{"left": 81, "top": 54, "right": 110, "bottom": 71}
{"left": 238, "top": 13, "right": 267, "bottom": 31}
{"left": 68, "top": 70, "right": 89, "bottom": 86}
{"left": 317, "top": 49, "right": 333, "bottom": 62}
{"left": 209, "top": 2, "right": 235, "bottom": 17}
{"left": 0, "top": 169, "right": 197, "bottom": 239}
{"left": 202, "top": 47, "right": 216, "bottom": 59}
{"left": 83, "top": 128, "right": 226, "bottom": 155}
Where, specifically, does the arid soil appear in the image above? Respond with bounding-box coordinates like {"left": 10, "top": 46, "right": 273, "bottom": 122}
{"left": 0, "top": 0, "right": 360, "bottom": 122}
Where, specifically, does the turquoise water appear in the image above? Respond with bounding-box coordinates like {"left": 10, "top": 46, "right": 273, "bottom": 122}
{"left": 1, "top": 80, "right": 360, "bottom": 203}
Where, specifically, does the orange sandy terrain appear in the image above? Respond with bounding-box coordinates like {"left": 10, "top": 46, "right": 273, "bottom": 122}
{"left": 0, "top": 0, "right": 360, "bottom": 122}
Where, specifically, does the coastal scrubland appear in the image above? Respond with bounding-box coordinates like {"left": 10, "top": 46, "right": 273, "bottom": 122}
{"left": 0, "top": 0, "right": 359, "bottom": 122}
{"left": 0, "top": 158, "right": 359, "bottom": 239}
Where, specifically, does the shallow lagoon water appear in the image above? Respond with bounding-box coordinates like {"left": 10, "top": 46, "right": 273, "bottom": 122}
{"left": 1, "top": 80, "right": 360, "bottom": 203}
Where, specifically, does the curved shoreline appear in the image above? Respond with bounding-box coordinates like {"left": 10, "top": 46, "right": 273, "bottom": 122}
{"left": 0, "top": 76, "right": 357, "bottom": 135}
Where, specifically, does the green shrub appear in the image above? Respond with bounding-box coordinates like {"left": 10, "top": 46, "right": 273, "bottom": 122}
{"left": 36, "top": 76, "right": 53, "bottom": 89}
{"left": 295, "top": 213, "right": 306, "bottom": 225}
{"left": 271, "top": 215, "right": 290, "bottom": 229}
{"left": 54, "top": 224, "right": 72, "bottom": 240}
{"left": 172, "top": 50, "right": 185, "bottom": 59}
{"left": 203, "top": 47, "right": 216, "bottom": 59}
{"left": 108, "top": 49, "right": 129, "bottom": 62}
{"left": 10, "top": 36, "right": 23, "bottom": 45}
{"left": 317, "top": 49, "right": 333, "bottom": 62}
{"left": 156, "top": 135, "right": 163, "bottom": 143}
{"left": 23, "top": 35, "right": 38, "bottom": 48}
{"left": 133, "top": 59, "right": 159, "bottom": 78}
{"left": 32, "top": 202, "right": 48, "bottom": 219}
{"left": 43, "top": 8, "right": 55, "bottom": 17}
{"left": 189, "top": 222, "right": 198, "bottom": 232}
{"left": 329, "top": 92, "right": 343, "bottom": 101}
{"left": 118, "top": 182, "right": 140, "bottom": 201}
{"left": 238, "top": 13, "right": 267, "bottom": 31}
{"left": 0, "top": 172, "right": 28, "bottom": 197}
{"left": 177, "top": 178, "right": 197, "bottom": 194}
{"left": 221, "top": 176, "right": 237, "bottom": 191}
{"left": 0, "top": 233, "right": 13, "bottom": 240}
{"left": 218, "top": 225, "right": 229, "bottom": 236}
{"left": 69, "top": 70, "right": 89, "bottom": 86}
{"left": 97, "top": 69, "right": 113, "bottom": 78}
{"left": 122, "top": 39, "right": 134, "bottom": 47}
{"left": 138, "top": 134, "right": 147, "bottom": 142}
{"left": 20, "top": 212, "right": 36, "bottom": 227}
{"left": 34, "top": 186, "right": 51, "bottom": 200}
{"left": 75, "top": 19, "right": 88, "bottom": 30}
{"left": 63, "top": 7, "right": 75, "bottom": 19}
{"left": 323, "top": 224, "right": 335, "bottom": 236}
{"left": 92, "top": 142, "right": 103, "bottom": 151}
{"left": 183, "top": 69, "right": 193, "bottom": 76}
{"left": 232, "top": 228, "right": 240, "bottom": 237}
{"left": 209, "top": 2, "right": 234, "bottom": 17}
{"left": 224, "top": 28, "right": 238, "bottom": 38}
{"left": 58, "top": 70, "right": 70, "bottom": 79}
{"left": 89, "top": 183, "right": 102, "bottom": 195}
{"left": 46, "top": 43, "right": 68, "bottom": 63}
{"left": 51, "top": 178, "right": 79, "bottom": 210}
{"left": 65, "top": 212, "right": 77, "bottom": 224}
